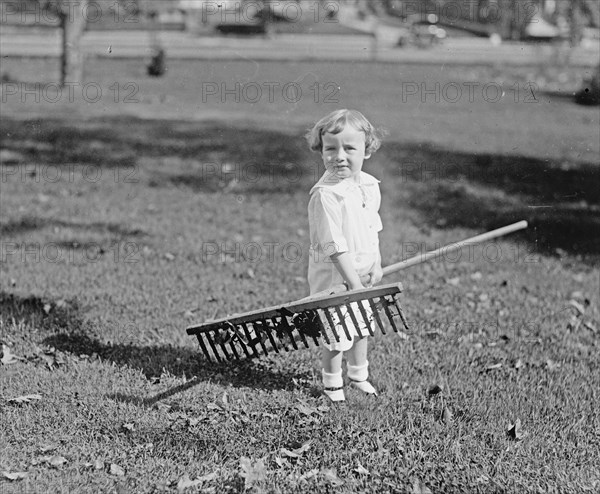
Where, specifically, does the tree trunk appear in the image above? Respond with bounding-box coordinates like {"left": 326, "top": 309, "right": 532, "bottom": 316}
{"left": 60, "top": 0, "right": 88, "bottom": 86}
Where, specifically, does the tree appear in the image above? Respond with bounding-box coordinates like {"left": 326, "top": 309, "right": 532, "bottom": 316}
{"left": 39, "top": 0, "right": 88, "bottom": 85}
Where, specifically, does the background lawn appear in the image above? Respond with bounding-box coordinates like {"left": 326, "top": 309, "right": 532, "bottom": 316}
{"left": 1, "top": 57, "right": 599, "bottom": 493}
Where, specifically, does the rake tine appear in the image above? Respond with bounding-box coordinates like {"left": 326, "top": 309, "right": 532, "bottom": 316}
{"left": 204, "top": 331, "right": 224, "bottom": 363}
{"left": 315, "top": 310, "right": 331, "bottom": 345}
{"left": 278, "top": 309, "right": 307, "bottom": 349}
{"left": 357, "top": 300, "right": 375, "bottom": 336}
{"left": 196, "top": 333, "right": 213, "bottom": 362}
{"left": 393, "top": 296, "right": 410, "bottom": 332}
{"left": 368, "top": 297, "right": 386, "bottom": 335}
{"left": 228, "top": 337, "right": 241, "bottom": 360}
{"left": 284, "top": 316, "right": 301, "bottom": 350}
{"left": 323, "top": 308, "right": 341, "bottom": 343}
{"left": 334, "top": 305, "right": 353, "bottom": 341}
{"left": 233, "top": 325, "right": 252, "bottom": 358}
{"left": 382, "top": 296, "right": 399, "bottom": 333}
{"left": 274, "top": 316, "right": 297, "bottom": 351}
{"left": 240, "top": 323, "right": 258, "bottom": 358}
{"left": 345, "top": 302, "right": 364, "bottom": 339}
{"left": 221, "top": 323, "right": 242, "bottom": 360}
{"left": 261, "top": 318, "right": 280, "bottom": 353}
{"left": 294, "top": 317, "right": 311, "bottom": 349}
{"left": 271, "top": 317, "right": 288, "bottom": 352}
{"left": 218, "top": 335, "right": 233, "bottom": 360}
{"left": 284, "top": 315, "right": 307, "bottom": 349}
{"left": 252, "top": 321, "right": 270, "bottom": 356}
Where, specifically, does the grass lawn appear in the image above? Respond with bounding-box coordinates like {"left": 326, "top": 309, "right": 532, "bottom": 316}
{"left": 1, "top": 57, "right": 599, "bottom": 493}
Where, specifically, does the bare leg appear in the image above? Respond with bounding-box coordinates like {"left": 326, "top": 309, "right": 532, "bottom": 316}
{"left": 322, "top": 347, "right": 343, "bottom": 373}
{"left": 346, "top": 336, "right": 368, "bottom": 367}
{"left": 346, "top": 337, "right": 377, "bottom": 395}
{"left": 321, "top": 347, "right": 344, "bottom": 402}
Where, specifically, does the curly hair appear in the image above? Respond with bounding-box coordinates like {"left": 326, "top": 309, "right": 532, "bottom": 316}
{"left": 305, "top": 109, "right": 382, "bottom": 155}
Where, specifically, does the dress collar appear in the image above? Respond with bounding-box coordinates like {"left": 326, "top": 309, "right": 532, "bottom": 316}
{"left": 309, "top": 171, "right": 380, "bottom": 197}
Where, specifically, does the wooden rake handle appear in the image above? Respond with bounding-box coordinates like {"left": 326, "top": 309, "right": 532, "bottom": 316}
{"left": 381, "top": 220, "right": 528, "bottom": 275}
{"left": 353, "top": 220, "right": 528, "bottom": 288}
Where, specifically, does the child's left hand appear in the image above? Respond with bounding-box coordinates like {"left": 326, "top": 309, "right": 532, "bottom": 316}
{"left": 366, "top": 265, "right": 383, "bottom": 287}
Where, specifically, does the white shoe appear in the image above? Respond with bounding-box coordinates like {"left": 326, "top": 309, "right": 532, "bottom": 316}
{"left": 350, "top": 380, "right": 378, "bottom": 396}
{"left": 323, "top": 387, "right": 346, "bottom": 402}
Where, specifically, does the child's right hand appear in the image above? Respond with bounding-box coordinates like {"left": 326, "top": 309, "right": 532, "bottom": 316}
{"left": 359, "top": 273, "right": 371, "bottom": 286}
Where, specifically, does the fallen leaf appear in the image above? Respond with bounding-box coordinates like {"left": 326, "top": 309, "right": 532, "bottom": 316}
{"left": 43, "top": 303, "right": 52, "bottom": 314}
{"left": 295, "top": 402, "right": 318, "bottom": 416}
{"left": 442, "top": 406, "right": 454, "bottom": 423}
{"left": 445, "top": 277, "right": 460, "bottom": 286}
{"left": 122, "top": 423, "right": 135, "bottom": 432}
{"left": 412, "top": 478, "right": 433, "bottom": 494}
{"left": 568, "top": 299, "right": 585, "bottom": 315}
{"left": 197, "top": 471, "right": 217, "bottom": 483}
{"left": 47, "top": 455, "right": 67, "bottom": 468}
{"left": 486, "top": 363, "right": 503, "bottom": 371}
{"left": 8, "top": 394, "right": 42, "bottom": 404}
{"left": 354, "top": 463, "right": 370, "bottom": 475}
{"left": 177, "top": 475, "right": 203, "bottom": 491}
{"left": 320, "top": 468, "right": 343, "bottom": 486}
{"left": 110, "top": 463, "right": 125, "bottom": 476}
{"left": 507, "top": 418, "right": 527, "bottom": 441}
{"left": 1, "top": 344, "right": 23, "bottom": 365}
{"left": 514, "top": 359, "right": 524, "bottom": 369}
{"left": 299, "top": 469, "right": 319, "bottom": 482}
{"left": 2, "top": 471, "right": 28, "bottom": 481}
{"left": 164, "top": 252, "right": 175, "bottom": 261}
{"left": 38, "top": 352, "right": 57, "bottom": 370}
{"left": 246, "top": 268, "right": 255, "bottom": 279}
{"left": 38, "top": 444, "right": 57, "bottom": 454}
{"left": 239, "top": 457, "right": 266, "bottom": 489}
{"left": 281, "top": 440, "right": 311, "bottom": 458}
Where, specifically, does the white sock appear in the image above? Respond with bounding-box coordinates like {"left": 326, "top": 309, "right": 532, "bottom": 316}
{"left": 347, "top": 361, "right": 377, "bottom": 396}
{"left": 322, "top": 369, "right": 345, "bottom": 402}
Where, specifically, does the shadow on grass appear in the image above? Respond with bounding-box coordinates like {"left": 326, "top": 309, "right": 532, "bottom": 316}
{"left": 0, "top": 115, "right": 314, "bottom": 192}
{"left": 0, "top": 216, "right": 147, "bottom": 237}
{"left": 0, "top": 292, "right": 310, "bottom": 396}
{"left": 2, "top": 114, "right": 598, "bottom": 259}
{"left": 382, "top": 142, "right": 600, "bottom": 261}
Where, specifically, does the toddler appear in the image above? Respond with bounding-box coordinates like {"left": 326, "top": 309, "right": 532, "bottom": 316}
{"left": 306, "top": 109, "right": 384, "bottom": 402}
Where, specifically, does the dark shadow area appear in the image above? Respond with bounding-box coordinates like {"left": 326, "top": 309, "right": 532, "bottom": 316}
{"left": 2, "top": 115, "right": 598, "bottom": 259}
{"left": 0, "top": 216, "right": 147, "bottom": 238}
{"left": 0, "top": 291, "right": 312, "bottom": 394}
{"left": 0, "top": 115, "right": 314, "bottom": 193}
{"left": 382, "top": 142, "right": 600, "bottom": 261}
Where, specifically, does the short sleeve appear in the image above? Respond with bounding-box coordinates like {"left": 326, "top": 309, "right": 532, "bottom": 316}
{"left": 308, "top": 189, "right": 349, "bottom": 256}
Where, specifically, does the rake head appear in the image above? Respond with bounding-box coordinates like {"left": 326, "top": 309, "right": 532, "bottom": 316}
{"left": 186, "top": 283, "right": 409, "bottom": 362}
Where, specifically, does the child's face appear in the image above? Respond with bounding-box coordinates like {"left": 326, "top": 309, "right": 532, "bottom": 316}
{"left": 321, "top": 125, "right": 370, "bottom": 182}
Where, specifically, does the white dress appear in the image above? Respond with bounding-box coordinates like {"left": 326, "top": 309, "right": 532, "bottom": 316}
{"left": 307, "top": 171, "right": 383, "bottom": 351}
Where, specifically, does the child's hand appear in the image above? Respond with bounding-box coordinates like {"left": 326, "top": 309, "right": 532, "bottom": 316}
{"left": 366, "top": 265, "right": 383, "bottom": 287}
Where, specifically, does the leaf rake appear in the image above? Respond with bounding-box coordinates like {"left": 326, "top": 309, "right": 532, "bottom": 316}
{"left": 187, "top": 221, "right": 528, "bottom": 362}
